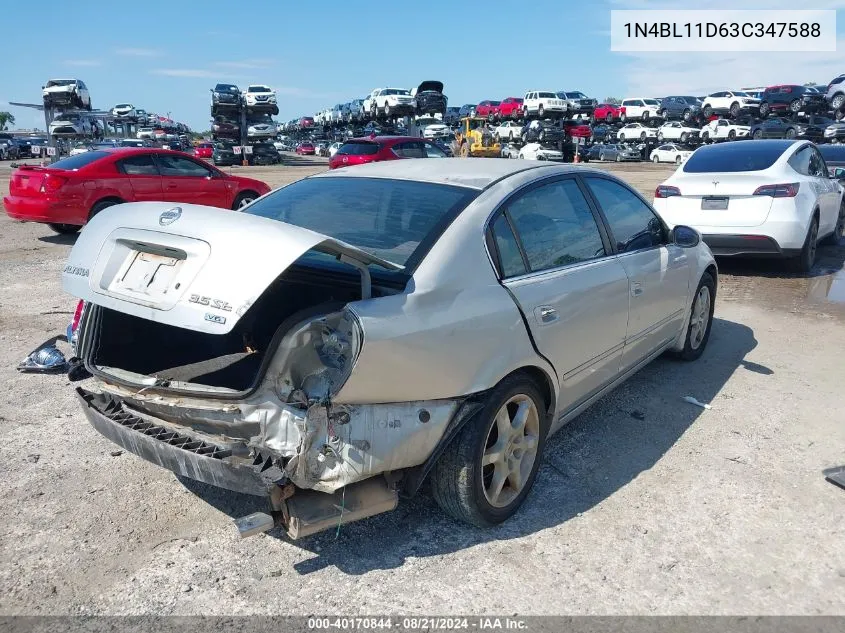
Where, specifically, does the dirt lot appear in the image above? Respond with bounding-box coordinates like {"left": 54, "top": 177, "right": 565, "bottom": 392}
{"left": 0, "top": 156, "right": 843, "bottom": 615}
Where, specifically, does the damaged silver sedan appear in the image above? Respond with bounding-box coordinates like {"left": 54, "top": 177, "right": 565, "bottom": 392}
{"left": 62, "top": 159, "right": 717, "bottom": 538}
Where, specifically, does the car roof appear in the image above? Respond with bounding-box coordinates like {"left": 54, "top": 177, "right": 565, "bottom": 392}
{"left": 312, "top": 157, "right": 598, "bottom": 190}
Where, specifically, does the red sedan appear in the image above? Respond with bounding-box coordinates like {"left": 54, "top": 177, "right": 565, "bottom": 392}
{"left": 498, "top": 97, "right": 523, "bottom": 119}
{"left": 593, "top": 103, "right": 624, "bottom": 122}
{"left": 3, "top": 148, "right": 271, "bottom": 234}
{"left": 193, "top": 142, "right": 214, "bottom": 159}
{"left": 328, "top": 136, "right": 447, "bottom": 170}
{"left": 564, "top": 121, "right": 592, "bottom": 138}
{"left": 475, "top": 100, "right": 502, "bottom": 119}
{"left": 296, "top": 142, "right": 316, "bottom": 155}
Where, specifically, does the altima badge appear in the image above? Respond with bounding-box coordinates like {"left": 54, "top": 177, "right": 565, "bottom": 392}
{"left": 159, "top": 207, "right": 182, "bottom": 226}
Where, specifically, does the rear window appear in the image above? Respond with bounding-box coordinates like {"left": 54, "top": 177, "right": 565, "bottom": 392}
{"left": 337, "top": 142, "right": 379, "bottom": 156}
{"left": 49, "top": 151, "right": 109, "bottom": 170}
{"left": 244, "top": 177, "right": 478, "bottom": 268}
{"left": 683, "top": 142, "right": 788, "bottom": 173}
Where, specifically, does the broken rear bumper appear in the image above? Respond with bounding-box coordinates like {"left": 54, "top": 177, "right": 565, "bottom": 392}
{"left": 76, "top": 387, "right": 283, "bottom": 496}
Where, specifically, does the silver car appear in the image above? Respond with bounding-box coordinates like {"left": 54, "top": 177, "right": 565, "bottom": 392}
{"left": 63, "top": 160, "right": 716, "bottom": 539}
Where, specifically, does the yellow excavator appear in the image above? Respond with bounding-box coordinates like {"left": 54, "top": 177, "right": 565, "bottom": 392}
{"left": 454, "top": 117, "right": 501, "bottom": 158}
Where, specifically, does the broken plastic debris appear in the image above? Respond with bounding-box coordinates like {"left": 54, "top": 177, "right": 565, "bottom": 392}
{"left": 682, "top": 396, "right": 711, "bottom": 410}
{"left": 17, "top": 345, "right": 68, "bottom": 373}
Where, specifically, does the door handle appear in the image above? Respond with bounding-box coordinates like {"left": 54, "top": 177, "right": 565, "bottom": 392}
{"left": 534, "top": 305, "right": 559, "bottom": 324}
{"left": 631, "top": 282, "right": 643, "bottom": 297}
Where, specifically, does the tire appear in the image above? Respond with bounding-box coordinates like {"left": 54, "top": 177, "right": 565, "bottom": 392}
{"left": 618, "top": 133, "right": 625, "bottom": 142}
{"left": 539, "top": 131, "right": 545, "bottom": 141}
{"left": 785, "top": 128, "right": 796, "bottom": 139}
{"left": 460, "top": 142, "right": 470, "bottom": 158}
{"left": 89, "top": 199, "right": 119, "bottom": 221}
{"left": 791, "top": 216, "right": 819, "bottom": 273}
{"left": 702, "top": 131, "right": 709, "bottom": 142}
{"left": 680, "top": 132, "right": 688, "bottom": 142}
{"left": 640, "top": 132, "right": 646, "bottom": 140}
{"left": 599, "top": 153, "right": 606, "bottom": 161}
{"left": 729, "top": 102, "right": 739, "bottom": 117}
{"left": 821, "top": 203, "right": 845, "bottom": 246}
{"left": 620, "top": 113, "right": 627, "bottom": 123}
{"left": 616, "top": 154, "right": 621, "bottom": 162}
{"left": 652, "top": 155, "right": 659, "bottom": 163}
{"left": 702, "top": 105, "right": 712, "bottom": 118}
{"left": 642, "top": 111, "right": 649, "bottom": 122}
{"left": 832, "top": 94, "right": 845, "bottom": 111}
{"left": 538, "top": 105, "right": 545, "bottom": 117}
{"left": 384, "top": 104, "right": 391, "bottom": 117}
{"left": 682, "top": 109, "right": 691, "bottom": 122}
{"left": 789, "top": 99, "right": 801, "bottom": 113}
{"left": 606, "top": 113, "right": 613, "bottom": 123}
{"left": 48, "top": 223, "right": 81, "bottom": 235}
{"left": 672, "top": 272, "right": 715, "bottom": 362}
{"left": 431, "top": 373, "right": 548, "bottom": 527}
{"left": 759, "top": 102, "right": 770, "bottom": 117}
{"left": 675, "top": 155, "right": 682, "bottom": 165}
{"left": 753, "top": 130, "right": 763, "bottom": 140}
{"left": 657, "top": 132, "right": 664, "bottom": 141}
{"left": 728, "top": 130, "right": 736, "bottom": 140}
{"left": 232, "top": 191, "right": 258, "bottom": 210}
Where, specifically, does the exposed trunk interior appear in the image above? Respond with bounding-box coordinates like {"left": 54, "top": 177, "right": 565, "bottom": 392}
{"left": 86, "top": 258, "right": 404, "bottom": 393}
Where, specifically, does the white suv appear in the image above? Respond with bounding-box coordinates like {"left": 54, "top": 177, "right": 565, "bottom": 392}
{"left": 365, "top": 88, "right": 416, "bottom": 118}
{"left": 243, "top": 85, "right": 278, "bottom": 109}
{"left": 701, "top": 91, "right": 760, "bottom": 118}
{"left": 522, "top": 91, "right": 567, "bottom": 118}
{"left": 620, "top": 98, "right": 661, "bottom": 122}
{"left": 42, "top": 78, "right": 91, "bottom": 110}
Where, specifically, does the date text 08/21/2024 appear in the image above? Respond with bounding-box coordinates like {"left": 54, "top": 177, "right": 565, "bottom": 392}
{"left": 622, "top": 22, "right": 821, "bottom": 39}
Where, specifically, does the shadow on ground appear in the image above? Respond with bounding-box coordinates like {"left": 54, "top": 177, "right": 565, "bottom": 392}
{"left": 179, "top": 317, "right": 760, "bottom": 576}
{"left": 37, "top": 232, "right": 79, "bottom": 245}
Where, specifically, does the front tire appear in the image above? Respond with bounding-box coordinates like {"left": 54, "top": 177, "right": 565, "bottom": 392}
{"left": 673, "top": 272, "right": 715, "bottom": 361}
{"left": 431, "top": 374, "right": 548, "bottom": 527}
{"left": 652, "top": 154, "right": 659, "bottom": 163}
{"left": 232, "top": 191, "right": 258, "bottom": 209}
{"left": 702, "top": 105, "right": 712, "bottom": 118}
{"left": 48, "top": 223, "right": 81, "bottom": 235}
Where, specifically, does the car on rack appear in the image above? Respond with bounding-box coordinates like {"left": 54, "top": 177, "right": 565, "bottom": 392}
{"left": 366, "top": 88, "right": 416, "bottom": 118}
{"left": 590, "top": 124, "right": 618, "bottom": 143}
{"left": 650, "top": 143, "right": 692, "bottom": 165}
{"left": 444, "top": 107, "right": 462, "bottom": 125}
{"left": 521, "top": 120, "right": 564, "bottom": 143}
{"left": 346, "top": 99, "right": 365, "bottom": 123}
{"left": 42, "top": 78, "right": 91, "bottom": 110}
{"left": 617, "top": 122, "right": 658, "bottom": 142}
{"left": 111, "top": 104, "right": 136, "bottom": 119}
{"left": 243, "top": 85, "right": 279, "bottom": 115}
{"left": 330, "top": 104, "right": 345, "bottom": 125}
{"left": 413, "top": 81, "right": 448, "bottom": 117}
{"left": 415, "top": 116, "right": 450, "bottom": 140}
{"left": 750, "top": 117, "right": 806, "bottom": 140}
{"left": 193, "top": 142, "right": 215, "bottom": 159}
{"left": 822, "top": 119, "right": 845, "bottom": 142}
{"left": 296, "top": 142, "right": 316, "bottom": 155}
{"left": 657, "top": 121, "right": 701, "bottom": 143}
{"left": 824, "top": 74, "right": 845, "bottom": 112}
{"left": 563, "top": 120, "right": 592, "bottom": 139}
{"left": 658, "top": 96, "right": 702, "bottom": 122}
{"left": 119, "top": 139, "right": 152, "bottom": 148}
{"left": 556, "top": 91, "right": 597, "bottom": 117}
{"left": 758, "top": 85, "right": 828, "bottom": 117}
{"left": 522, "top": 91, "right": 567, "bottom": 118}
{"left": 500, "top": 143, "right": 520, "bottom": 159}
{"left": 700, "top": 118, "right": 750, "bottom": 142}
{"left": 48, "top": 115, "right": 93, "bottom": 136}
{"left": 135, "top": 109, "right": 149, "bottom": 126}
{"left": 60, "top": 159, "right": 717, "bottom": 539}
{"left": 3, "top": 148, "right": 270, "bottom": 234}
{"left": 475, "top": 100, "right": 502, "bottom": 120}
{"left": 701, "top": 91, "right": 760, "bottom": 118}
{"left": 136, "top": 127, "right": 155, "bottom": 140}
{"left": 593, "top": 102, "right": 624, "bottom": 123}
{"left": 328, "top": 136, "right": 447, "bottom": 169}
{"left": 247, "top": 120, "right": 277, "bottom": 138}
{"left": 653, "top": 139, "right": 844, "bottom": 272}
{"left": 458, "top": 104, "right": 477, "bottom": 118}
{"left": 212, "top": 84, "right": 241, "bottom": 111}
{"left": 586, "top": 143, "right": 632, "bottom": 162}
{"left": 517, "top": 142, "right": 563, "bottom": 161}
{"left": 212, "top": 118, "right": 240, "bottom": 140}
{"left": 497, "top": 97, "right": 523, "bottom": 120}
{"left": 250, "top": 142, "right": 281, "bottom": 165}
{"left": 620, "top": 98, "right": 661, "bottom": 122}
{"left": 493, "top": 121, "right": 524, "bottom": 142}
{"left": 212, "top": 141, "right": 239, "bottom": 166}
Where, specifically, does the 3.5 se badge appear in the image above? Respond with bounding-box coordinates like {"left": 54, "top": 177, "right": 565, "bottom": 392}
{"left": 188, "top": 294, "right": 233, "bottom": 312}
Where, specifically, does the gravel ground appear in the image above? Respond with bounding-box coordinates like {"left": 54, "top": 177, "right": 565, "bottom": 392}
{"left": 0, "top": 156, "right": 844, "bottom": 615}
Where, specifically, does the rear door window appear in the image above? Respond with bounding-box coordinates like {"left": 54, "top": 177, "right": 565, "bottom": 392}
{"left": 584, "top": 177, "right": 666, "bottom": 253}
{"left": 117, "top": 154, "right": 160, "bottom": 175}
{"left": 338, "top": 142, "right": 378, "bottom": 155}
{"left": 393, "top": 142, "right": 426, "bottom": 158}
{"left": 490, "top": 214, "right": 527, "bottom": 278}
{"left": 155, "top": 154, "right": 213, "bottom": 177}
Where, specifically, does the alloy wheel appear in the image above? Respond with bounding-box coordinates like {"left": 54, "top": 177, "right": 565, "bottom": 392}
{"left": 689, "top": 286, "right": 711, "bottom": 350}
{"left": 481, "top": 395, "right": 541, "bottom": 508}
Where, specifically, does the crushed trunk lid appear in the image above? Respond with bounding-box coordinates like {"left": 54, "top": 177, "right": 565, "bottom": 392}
{"left": 61, "top": 201, "right": 402, "bottom": 335}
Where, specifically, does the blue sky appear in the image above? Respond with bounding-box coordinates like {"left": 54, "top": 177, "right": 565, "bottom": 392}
{"left": 1, "top": 0, "right": 843, "bottom": 132}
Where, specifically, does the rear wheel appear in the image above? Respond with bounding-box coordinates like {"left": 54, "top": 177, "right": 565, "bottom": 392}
{"left": 680, "top": 132, "right": 688, "bottom": 142}
{"left": 652, "top": 155, "right": 659, "bottom": 163}
{"left": 791, "top": 216, "right": 819, "bottom": 273}
{"left": 729, "top": 102, "right": 740, "bottom": 117}
{"left": 431, "top": 374, "right": 548, "bottom": 527}
{"left": 759, "top": 102, "right": 770, "bottom": 117}
{"left": 785, "top": 128, "right": 796, "bottom": 139}
{"left": 832, "top": 94, "right": 845, "bottom": 111}
{"left": 538, "top": 105, "right": 545, "bottom": 118}
{"left": 728, "top": 130, "right": 736, "bottom": 140}
{"left": 48, "top": 223, "right": 81, "bottom": 235}
{"left": 605, "top": 113, "right": 613, "bottom": 123}
{"left": 675, "top": 155, "right": 682, "bottom": 165}
{"left": 682, "top": 108, "right": 691, "bottom": 121}
{"left": 460, "top": 142, "right": 470, "bottom": 158}
{"left": 703, "top": 105, "right": 712, "bottom": 118}
{"left": 753, "top": 129, "right": 763, "bottom": 140}
{"left": 673, "top": 272, "right": 715, "bottom": 361}
{"left": 89, "top": 199, "right": 120, "bottom": 221}
{"left": 642, "top": 111, "right": 649, "bottom": 122}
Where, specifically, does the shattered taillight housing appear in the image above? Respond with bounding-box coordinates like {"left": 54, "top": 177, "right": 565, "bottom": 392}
{"left": 67, "top": 299, "right": 86, "bottom": 356}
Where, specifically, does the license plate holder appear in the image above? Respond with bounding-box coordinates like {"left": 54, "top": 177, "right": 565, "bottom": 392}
{"left": 111, "top": 251, "right": 180, "bottom": 297}
{"left": 701, "top": 196, "right": 729, "bottom": 210}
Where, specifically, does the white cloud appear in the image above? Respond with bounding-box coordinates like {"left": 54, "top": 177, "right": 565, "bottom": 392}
{"left": 150, "top": 69, "right": 219, "bottom": 78}
{"left": 64, "top": 59, "right": 102, "bottom": 67}
{"left": 116, "top": 48, "right": 163, "bottom": 57}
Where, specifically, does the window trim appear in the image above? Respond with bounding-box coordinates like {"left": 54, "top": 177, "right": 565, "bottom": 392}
{"left": 483, "top": 173, "right": 614, "bottom": 281}
{"left": 578, "top": 173, "right": 670, "bottom": 256}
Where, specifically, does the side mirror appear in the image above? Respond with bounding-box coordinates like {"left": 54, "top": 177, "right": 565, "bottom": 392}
{"left": 672, "top": 225, "right": 701, "bottom": 248}
{"left": 830, "top": 167, "right": 845, "bottom": 180}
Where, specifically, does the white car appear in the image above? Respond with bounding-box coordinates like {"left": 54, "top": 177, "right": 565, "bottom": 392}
{"left": 653, "top": 140, "right": 845, "bottom": 272}
{"left": 42, "top": 78, "right": 91, "bottom": 110}
{"left": 48, "top": 116, "right": 92, "bottom": 136}
{"left": 650, "top": 144, "right": 692, "bottom": 165}
{"left": 136, "top": 127, "right": 154, "bottom": 140}
{"left": 111, "top": 104, "right": 136, "bottom": 119}
{"left": 617, "top": 122, "right": 658, "bottom": 142}
{"left": 518, "top": 142, "right": 563, "bottom": 161}
{"left": 415, "top": 116, "right": 449, "bottom": 139}
{"left": 247, "top": 122, "right": 276, "bottom": 138}
{"left": 493, "top": 121, "right": 523, "bottom": 142}
{"left": 243, "top": 85, "right": 277, "bottom": 108}
{"left": 620, "top": 98, "right": 661, "bottom": 122}
{"left": 328, "top": 141, "right": 343, "bottom": 157}
{"left": 700, "top": 119, "right": 750, "bottom": 142}
{"left": 657, "top": 121, "right": 701, "bottom": 143}
{"left": 330, "top": 104, "right": 344, "bottom": 124}
{"left": 69, "top": 143, "right": 92, "bottom": 156}
{"left": 500, "top": 144, "right": 520, "bottom": 159}
{"left": 701, "top": 91, "right": 760, "bottom": 118}
{"left": 522, "top": 91, "right": 567, "bottom": 118}
{"left": 369, "top": 88, "right": 416, "bottom": 118}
